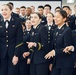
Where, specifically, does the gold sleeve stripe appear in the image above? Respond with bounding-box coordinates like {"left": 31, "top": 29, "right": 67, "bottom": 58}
{"left": 30, "top": 49, "right": 34, "bottom": 52}
{"left": 38, "top": 42, "right": 42, "bottom": 50}
{"left": 15, "top": 42, "right": 23, "bottom": 48}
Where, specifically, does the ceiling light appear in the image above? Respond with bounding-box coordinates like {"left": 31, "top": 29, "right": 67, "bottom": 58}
{"left": 67, "top": 0, "right": 75, "bottom": 3}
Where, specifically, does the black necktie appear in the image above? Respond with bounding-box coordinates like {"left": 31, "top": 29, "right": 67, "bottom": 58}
{"left": 5, "top": 20, "right": 9, "bottom": 28}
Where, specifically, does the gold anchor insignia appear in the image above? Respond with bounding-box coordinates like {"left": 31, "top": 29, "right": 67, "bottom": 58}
{"left": 32, "top": 32, "right": 34, "bottom": 36}
{"left": 56, "top": 32, "right": 58, "bottom": 36}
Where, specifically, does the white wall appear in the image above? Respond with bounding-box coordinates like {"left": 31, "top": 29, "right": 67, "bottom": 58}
{"left": 0, "top": 1, "right": 61, "bottom": 14}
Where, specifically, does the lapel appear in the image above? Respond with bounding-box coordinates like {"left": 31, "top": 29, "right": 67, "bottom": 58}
{"left": 8, "top": 17, "right": 15, "bottom": 29}
{"left": 45, "top": 24, "right": 48, "bottom": 30}
{"left": 0, "top": 18, "right": 6, "bottom": 30}
{"left": 55, "top": 24, "right": 66, "bottom": 38}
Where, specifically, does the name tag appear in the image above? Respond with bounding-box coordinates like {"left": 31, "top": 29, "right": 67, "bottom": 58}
{"left": 0, "top": 26, "right": 2, "bottom": 28}
{"left": 12, "top": 25, "right": 15, "bottom": 27}
{"left": 59, "top": 34, "right": 62, "bottom": 36}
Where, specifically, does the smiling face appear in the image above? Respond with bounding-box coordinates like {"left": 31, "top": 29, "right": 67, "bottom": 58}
{"left": 31, "top": 13, "right": 41, "bottom": 26}
{"left": 54, "top": 12, "right": 66, "bottom": 26}
{"left": 1, "top": 5, "right": 12, "bottom": 19}
{"left": 38, "top": 8, "right": 44, "bottom": 15}
{"left": 44, "top": 7, "right": 51, "bottom": 15}
{"left": 25, "top": 20, "right": 32, "bottom": 29}
{"left": 20, "top": 8, "right": 26, "bottom": 16}
{"left": 46, "top": 13, "right": 54, "bottom": 23}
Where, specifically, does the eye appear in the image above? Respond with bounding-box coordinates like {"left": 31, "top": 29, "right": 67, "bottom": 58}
{"left": 1, "top": 9, "right": 3, "bottom": 11}
{"left": 5, "top": 9, "right": 8, "bottom": 11}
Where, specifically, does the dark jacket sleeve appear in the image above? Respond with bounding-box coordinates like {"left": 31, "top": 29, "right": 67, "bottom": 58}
{"left": 55, "top": 28, "right": 73, "bottom": 56}
{"left": 14, "top": 19, "right": 23, "bottom": 57}
{"left": 36, "top": 26, "right": 48, "bottom": 51}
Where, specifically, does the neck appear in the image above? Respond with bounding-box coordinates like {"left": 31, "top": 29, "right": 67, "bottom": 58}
{"left": 58, "top": 23, "right": 64, "bottom": 28}
{"left": 33, "top": 24, "right": 38, "bottom": 29}
{"left": 26, "top": 28, "right": 31, "bottom": 31}
{"left": 48, "top": 21, "right": 53, "bottom": 24}
{"left": 33, "top": 22, "right": 40, "bottom": 29}
{"left": 4, "top": 16, "right": 11, "bottom": 21}
{"left": 21, "top": 14, "right": 25, "bottom": 16}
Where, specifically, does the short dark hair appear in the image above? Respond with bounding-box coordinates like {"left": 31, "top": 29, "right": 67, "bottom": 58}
{"left": 44, "top": 4, "right": 51, "bottom": 10}
{"left": 20, "top": 6, "right": 26, "bottom": 9}
{"left": 74, "top": 5, "right": 76, "bottom": 7}
{"left": 38, "top": 5, "right": 44, "bottom": 9}
{"left": 62, "top": 6, "right": 71, "bottom": 10}
{"left": 55, "top": 6, "right": 62, "bottom": 11}
{"left": 8, "top": 2, "right": 14, "bottom": 6}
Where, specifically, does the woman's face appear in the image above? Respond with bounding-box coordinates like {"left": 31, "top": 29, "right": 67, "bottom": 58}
{"left": 1, "top": 5, "right": 12, "bottom": 19}
{"left": 31, "top": 13, "right": 41, "bottom": 26}
{"left": 47, "top": 13, "right": 53, "bottom": 23}
{"left": 25, "top": 20, "right": 32, "bottom": 29}
{"left": 54, "top": 12, "right": 66, "bottom": 26}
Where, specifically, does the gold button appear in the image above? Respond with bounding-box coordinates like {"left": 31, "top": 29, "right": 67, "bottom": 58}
{"left": 54, "top": 39, "right": 56, "bottom": 40}
{"left": 48, "top": 35, "right": 50, "bottom": 36}
{"left": 48, "top": 41, "right": 50, "bottom": 43}
{"left": 48, "top": 31, "right": 50, "bottom": 33}
{"left": 6, "top": 45, "right": 8, "bottom": 47}
{"left": 48, "top": 38, "right": 50, "bottom": 40}
{"left": 6, "top": 40, "right": 8, "bottom": 42}
{"left": 54, "top": 43, "right": 56, "bottom": 45}
{"left": 6, "top": 36, "right": 8, "bottom": 38}
{"left": 6, "top": 31, "right": 8, "bottom": 33}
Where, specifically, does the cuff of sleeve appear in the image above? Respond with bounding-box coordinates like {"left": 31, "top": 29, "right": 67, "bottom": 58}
{"left": 71, "top": 46, "right": 74, "bottom": 52}
{"left": 37, "top": 42, "right": 42, "bottom": 50}
{"left": 53, "top": 50, "right": 55, "bottom": 56}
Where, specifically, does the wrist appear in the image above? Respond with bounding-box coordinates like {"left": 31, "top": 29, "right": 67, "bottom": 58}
{"left": 34, "top": 42, "right": 37, "bottom": 47}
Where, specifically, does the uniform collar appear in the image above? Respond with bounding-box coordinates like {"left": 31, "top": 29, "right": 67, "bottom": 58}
{"left": 20, "top": 14, "right": 26, "bottom": 18}
{"left": 26, "top": 28, "right": 31, "bottom": 31}
{"left": 48, "top": 22, "right": 53, "bottom": 26}
{"left": 58, "top": 23, "right": 65, "bottom": 29}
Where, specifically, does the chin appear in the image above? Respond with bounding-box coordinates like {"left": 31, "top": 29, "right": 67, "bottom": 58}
{"left": 3, "top": 16, "right": 7, "bottom": 18}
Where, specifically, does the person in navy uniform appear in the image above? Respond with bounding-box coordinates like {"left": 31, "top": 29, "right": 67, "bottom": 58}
{"left": 23, "top": 12, "right": 50, "bottom": 75}
{"left": 45, "top": 10, "right": 74, "bottom": 75}
{"left": 19, "top": 6, "right": 26, "bottom": 24}
{"left": 63, "top": 6, "right": 76, "bottom": 30}
{"left": 45, "top": 12, "right": 56, "bottom": 75}
{"left": 7, "top": 2, "right": 19, "bottom": 18}
{"left": 37, "top": 5, "right": 47, "bottom": 25}
{"left": 72, "top": 29, "right": 76, "bottom": 75}
{"left": 72, "top": 5, "right": 76, "bottom": 18}
{"left": 19, "top": 19, "right": 32, "bottom": 75}
{"left": 0, "top": 4, "right": 23, "bottom": 75}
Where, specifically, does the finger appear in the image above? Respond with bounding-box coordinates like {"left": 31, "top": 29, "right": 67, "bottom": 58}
{"left": 51, "top": 55, "right": 53, "bottom": 58}
{"left": 23, "top": 54, "right": 26, "bottom": 58}
{"left": 63, "top": 50, "right": 67, "bottom": 52}
{"left": 26, "top": 42, "right": 29, "bottom": 44}
{"left": 13, "top": 62, "right": 17, "bottom": 65}
{"left": 44, "top": 55, "right": 48, "bottom": 59}
{"left": 48, "top": 56, "right": 51, "bottom": 59}
{"left": 64, "top": 50, "right": 68, "bottom": 53}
